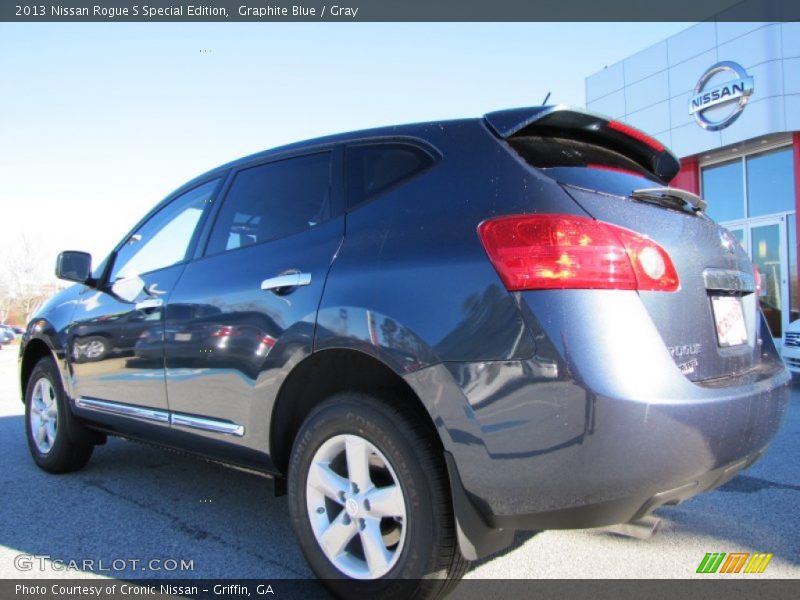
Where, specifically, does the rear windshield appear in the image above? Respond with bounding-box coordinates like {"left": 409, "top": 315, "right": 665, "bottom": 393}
{"left": 508, "top": 136, "right": 665, "bottom": 197}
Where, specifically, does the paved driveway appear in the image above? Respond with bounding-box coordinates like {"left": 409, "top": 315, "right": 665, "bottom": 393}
{"left": 0, "top": 346, "right": 797, "bottom": 581}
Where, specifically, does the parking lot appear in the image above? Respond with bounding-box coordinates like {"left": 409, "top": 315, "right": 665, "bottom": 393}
{"left": 0, "top": 344, "right": 798, "bottom": 583}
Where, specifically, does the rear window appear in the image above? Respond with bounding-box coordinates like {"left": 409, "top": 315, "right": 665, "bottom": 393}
{"left": 508, "top": 136, "right": 664, "bottom": 197}
{"left": 345, "top": 143, "right": 435, "bottom": 208}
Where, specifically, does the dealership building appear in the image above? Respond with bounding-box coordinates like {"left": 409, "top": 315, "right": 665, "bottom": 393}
{"left": 585, "top": 21, "right": 800, "bottom": 342}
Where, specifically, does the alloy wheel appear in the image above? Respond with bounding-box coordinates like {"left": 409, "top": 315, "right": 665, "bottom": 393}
{"left": 29, "top": 377, "right": 58, "bottom": 454}
{"left": 305, "top": 433, "right": 407, "bottom": 579}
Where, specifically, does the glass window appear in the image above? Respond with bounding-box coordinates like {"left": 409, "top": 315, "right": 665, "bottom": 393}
{"left": 747, "top": 147, "right": 795, "bottom": 218}
{"left": 111, "top": 179, "right": 217, "bottom": 280}
{"left": 508, "top": 136, "right": 663, "bottom": 199}
{"left": 701, "top": 159, "right": 744, "bottom": 223}
{"left": 790, "top": 217, "right": 799, "bottom": 325}
{"left": 728, "top": 226, "right": 746, "bottom": 250}
{"left": 206, "top": 153, "right": 332, "bottom": 255}
{"left": 346, "top": 143, "right": 434, "bottom": 208}
{"left": 751, "top": 223, "right": 784, "bottom": 338}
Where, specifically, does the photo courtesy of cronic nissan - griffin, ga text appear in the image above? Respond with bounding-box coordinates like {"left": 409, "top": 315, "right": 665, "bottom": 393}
{"left": 19, "top": 106, "right": 790, "bottom": 598}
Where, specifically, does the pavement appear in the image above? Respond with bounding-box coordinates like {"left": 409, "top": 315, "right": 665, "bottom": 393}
{"left": 0, "top": 343, "right": 798, "bottom": 583}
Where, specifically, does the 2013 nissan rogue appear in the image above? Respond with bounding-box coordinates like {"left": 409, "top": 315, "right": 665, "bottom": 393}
{"left": 19, "top": 106, "right": 790, "bottom": 598}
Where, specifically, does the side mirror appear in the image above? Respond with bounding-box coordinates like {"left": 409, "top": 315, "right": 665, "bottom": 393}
{"left": 55, "top": 251, "right": 93, "bottom": 284}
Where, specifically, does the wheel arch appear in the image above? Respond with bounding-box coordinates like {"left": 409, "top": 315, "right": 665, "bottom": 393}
{"left": 20, "top": 337, "right": 59, "bottom": 401}
{"left": 268, "top": 347, "right": 443, "bottom": 477}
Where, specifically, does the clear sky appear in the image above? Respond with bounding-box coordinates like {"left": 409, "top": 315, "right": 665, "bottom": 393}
{"left": 0, "top": 22, "right": 691, "bottom": 275}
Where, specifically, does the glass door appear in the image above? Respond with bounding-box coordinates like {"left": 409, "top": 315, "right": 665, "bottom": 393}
{"left": 727, "top": 225, "right": 747, "bottom": 252}
{"left": 748, "top": 216, "right": 789, "bottom": 339}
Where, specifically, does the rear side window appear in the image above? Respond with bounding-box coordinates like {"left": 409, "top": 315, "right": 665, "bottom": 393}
{"left": 509, "top": 136, "right": 663, "bottom": 197}
{"left": 206, "top": 152, "right": 331, "bottom": 255}
{"left": 345, "top": 143, "right": 434, "bottom": 208}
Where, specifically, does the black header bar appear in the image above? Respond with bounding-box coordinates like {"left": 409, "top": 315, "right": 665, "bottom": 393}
{"left": 3, "top": 0, "right": 800, "bottom": 22}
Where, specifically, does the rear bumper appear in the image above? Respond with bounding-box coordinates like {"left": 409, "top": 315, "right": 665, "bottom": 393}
{"left": 415, "top": 360, "right": 789, "bottom": 524}
{"left": 403, "top": 291, "right": 791, "bottom": 557}
{"left": 490, "top": 446, "right": 766, "bottom": 532}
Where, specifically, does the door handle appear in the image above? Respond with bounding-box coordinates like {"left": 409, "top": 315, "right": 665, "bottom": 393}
{"left": 135, "top": 298, "right": 164, "bottom": 310}
{"left": 261, "top": 272, "right": 312, "bottom": 293}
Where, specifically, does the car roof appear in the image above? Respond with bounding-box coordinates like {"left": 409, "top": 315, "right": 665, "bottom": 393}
{"left": 180, "top": 116, "right": 478, "bottom": 189}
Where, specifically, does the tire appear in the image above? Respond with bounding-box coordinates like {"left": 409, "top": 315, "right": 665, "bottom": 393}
{"left": 287, "top": 392, "right": 468, "bottom": 600}
{"left": 25, "top": 355, "right": 94, "bottom": 473}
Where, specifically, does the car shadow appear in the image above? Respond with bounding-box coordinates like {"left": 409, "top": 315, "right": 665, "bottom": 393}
{"left": 0, "top": 413, "right": 314, "bottom": 580}
{"left": 1, "top": 397, "right": 798, "bottom": 582}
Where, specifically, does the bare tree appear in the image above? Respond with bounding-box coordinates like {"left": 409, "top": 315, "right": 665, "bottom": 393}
{"left": 0, "top": 234, "right": 52, "bottom": 324}
{"left": 0, "top": 277, "right": 11, "bottom": 323}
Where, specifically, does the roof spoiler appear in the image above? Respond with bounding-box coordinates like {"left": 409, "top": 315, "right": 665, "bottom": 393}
{"left": 484, "top": 105, "right": 681, "bottom": 182}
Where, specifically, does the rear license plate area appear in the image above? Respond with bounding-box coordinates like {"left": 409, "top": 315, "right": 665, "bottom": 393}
{"left": 711, "top": 295, "right": 747, "bottom": 347}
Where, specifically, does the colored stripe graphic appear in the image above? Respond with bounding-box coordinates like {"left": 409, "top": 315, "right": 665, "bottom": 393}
{"left": 720, "top": 553, "right": 749, "bottom": 573}
{"left": 697, "top": 552, "right": 773, "bottom": 574}
{"left": 697, "top": 553, "right": 726, "bottom": 573}
{"left": 744, "top": 553, "right": 773, "bottom": 573}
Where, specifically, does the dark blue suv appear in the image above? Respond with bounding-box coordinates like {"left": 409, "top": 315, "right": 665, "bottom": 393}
{"left": 19, "top": 106, "right": 790, "bottom": 598}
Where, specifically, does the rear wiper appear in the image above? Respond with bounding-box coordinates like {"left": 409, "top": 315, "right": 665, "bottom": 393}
{"left": 631, "top": 187, "right": 707, "bottom": 213}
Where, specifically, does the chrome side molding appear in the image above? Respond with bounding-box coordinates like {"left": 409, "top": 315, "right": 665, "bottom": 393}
{"left": 170, "top": 413, "right": 245, "bottom": 437}
{"left": 75, "top": 397, "right": 245, "bottom": 437}
{"left": 75, "top": 397, "right": 170, "bottom": 423}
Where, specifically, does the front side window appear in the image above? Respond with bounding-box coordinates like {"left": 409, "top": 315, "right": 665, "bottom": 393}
{"left": 345, "top": 143, "right": 435, "bottom": 208}
{"left": 110, "top": 179, "right": 218, "bottom": 281}
{"left": 206, "top": 152, "right": 332, "bottom": 255}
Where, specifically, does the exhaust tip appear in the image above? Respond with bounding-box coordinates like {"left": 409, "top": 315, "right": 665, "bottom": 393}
{"left": 600, "top": 515, "right": 661, "bottom": 540}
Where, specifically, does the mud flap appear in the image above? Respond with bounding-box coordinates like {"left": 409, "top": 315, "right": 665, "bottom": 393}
{"left": 444, "top": 451, "right": 514, "bottom": 561}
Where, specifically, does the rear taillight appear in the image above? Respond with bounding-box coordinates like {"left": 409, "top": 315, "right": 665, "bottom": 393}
{"left": 478, "top": 214, "right": 679, "bottom": 292}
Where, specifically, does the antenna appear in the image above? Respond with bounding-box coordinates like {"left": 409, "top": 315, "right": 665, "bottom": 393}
{"left": 542, "top": 92, "right": 551, "bottom": 105}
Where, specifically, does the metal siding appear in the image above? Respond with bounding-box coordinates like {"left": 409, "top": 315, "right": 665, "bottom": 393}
{"left": 670, "top": 121, "right": 722, "bottom": 158}
{"left": 782, "top": 22, "right": 800, "bottom": 58}
{"left": 717, "top": 23, "right": 783, "bottom": 69}
{"left": 623, "top": 41, "right": 669, "bottom": 85}
{"left": 668, "top": 49, "right": 718, "bottom": 98}
{"left": 586, "top": 21, "right": 794, "bottom": 159}
{"left": 787, "top": 96, "right": 800, "bottom": 133}
{"left": 669, "top": 89, "right": 696, "bottom": 130}
{"left": 784, "top": 57, "right": 800, "bottom": 95}
{"left": 624, "top": 101, "right": 671, "bottom": 139}
{"left": 585, "top": 89, "right": 626, "bottom": 120}
{"left": 624, "top": 70, "right": 669, "bottom": 114}
{"left": 667, "top": 22, "right": 717, "bottom": 66}
{"left": 719, "top": 96, "right": 786, "bottom": 147}
{"left": 715, "top": 21, "right": 771, "bottom": 46}
{"left": 585, "top": 62, "right": 625, "bottom": 103}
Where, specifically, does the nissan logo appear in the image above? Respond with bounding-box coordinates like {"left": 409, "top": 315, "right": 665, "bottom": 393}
{"left": 689, "top": 61, "right": 754, "bottom": 131}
